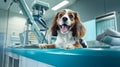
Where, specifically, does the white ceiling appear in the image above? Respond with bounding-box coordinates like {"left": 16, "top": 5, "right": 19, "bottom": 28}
{"left": 0, "top": 0, "right": 76, "bottom": 21}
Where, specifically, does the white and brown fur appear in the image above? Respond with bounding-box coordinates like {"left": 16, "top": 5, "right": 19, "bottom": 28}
{"left": 40, "top": 9, "right": 87, "bottom": 49}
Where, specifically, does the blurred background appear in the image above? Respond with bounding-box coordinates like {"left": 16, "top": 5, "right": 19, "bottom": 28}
{"left": 0, "top": 0, "right": 120, "bottom": 67}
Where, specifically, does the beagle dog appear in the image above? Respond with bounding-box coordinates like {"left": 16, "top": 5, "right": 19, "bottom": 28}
{"left": 40, "top": 9, "right": 87, "bottom": 49}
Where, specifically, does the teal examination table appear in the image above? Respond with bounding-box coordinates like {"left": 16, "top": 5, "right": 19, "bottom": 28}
{"left": 6, "top": 47, "right": 120, "bottom": 67}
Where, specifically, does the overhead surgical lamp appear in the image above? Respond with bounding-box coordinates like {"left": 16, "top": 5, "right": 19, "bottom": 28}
{"left": 32, "top": 0, "right": 49, "bottom": 17}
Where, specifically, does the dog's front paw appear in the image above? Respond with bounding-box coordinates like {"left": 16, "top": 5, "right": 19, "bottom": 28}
{"left": 39, "top": 44, "right": 47, "bottom": 49}
{"left": 64, "top": 45, "right": 75, "bottom": 49}
{"left": 38, "top": 44, "right": 56, "bottom": 49}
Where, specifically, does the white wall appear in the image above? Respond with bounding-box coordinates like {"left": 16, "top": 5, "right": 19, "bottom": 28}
{"left": 6, "top": 12, "right": 26, "bottom": 46}
{"left": 7, "top": 12, "right": 26, "bottom": 37}
{"left": 0, "top": 9, "right": 26, "bottom": 46}
{"left": 0, "top": 9, "right": 26, "bottom": 36}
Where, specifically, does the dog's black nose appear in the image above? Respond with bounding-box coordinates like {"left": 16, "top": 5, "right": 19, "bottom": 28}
{"left": 62, "top": 17, "right": 68, "bottom": 22}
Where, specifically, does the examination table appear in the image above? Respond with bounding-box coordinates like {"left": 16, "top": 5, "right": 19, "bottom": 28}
{"left": 5, "top": 47, "right": 120, "bottom": 67}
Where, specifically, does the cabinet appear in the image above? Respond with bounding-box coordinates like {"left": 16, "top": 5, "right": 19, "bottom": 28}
{"left": 5, "top": 52, "right": 54, "bottom": 67}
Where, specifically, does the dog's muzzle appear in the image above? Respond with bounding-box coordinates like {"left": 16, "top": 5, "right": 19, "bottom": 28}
{"left": 59, "top": 24, "right": 70, "bottom": 33}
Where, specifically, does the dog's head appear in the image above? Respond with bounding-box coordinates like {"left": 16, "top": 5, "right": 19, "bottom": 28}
{"left": 50, "top": 9, "right": 86, "bottom": 38}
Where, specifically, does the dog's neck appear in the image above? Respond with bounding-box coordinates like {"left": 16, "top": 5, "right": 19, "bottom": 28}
{"left": 57, "top": 31, "right": 72, "bottom": 39}
{"left": 55, "top": 31, "right": 77, "bottom": 48}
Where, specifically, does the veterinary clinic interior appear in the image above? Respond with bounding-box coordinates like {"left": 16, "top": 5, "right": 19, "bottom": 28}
{"left": 0, "top": 0, "right": 120, "bottom": 67}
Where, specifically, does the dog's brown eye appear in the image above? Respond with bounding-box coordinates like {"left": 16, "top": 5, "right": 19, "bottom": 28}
{"left": 58, "top": 14, "right": 63, "bottom": 18}
{"left": 69, "top": 15, "right": 74, "bottom": 18}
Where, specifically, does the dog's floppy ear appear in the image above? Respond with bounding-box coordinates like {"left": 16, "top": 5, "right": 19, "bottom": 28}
{"left": 50, "top": 12, "right": 59, "bottom": 36}
{"left": 73, "top": 12, "right": 86, "bottom": 38}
